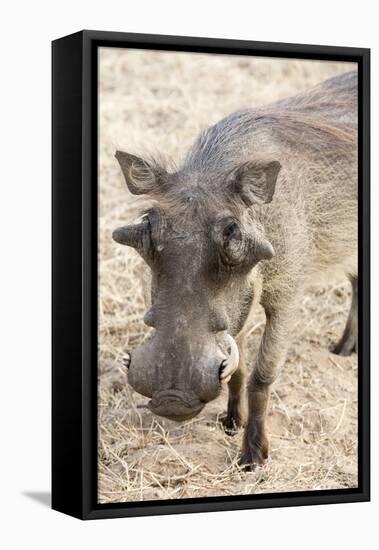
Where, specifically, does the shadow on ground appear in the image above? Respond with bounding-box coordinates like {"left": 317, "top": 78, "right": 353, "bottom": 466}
{"left": 23, "top": 491, "right": 51, "bottom": 507}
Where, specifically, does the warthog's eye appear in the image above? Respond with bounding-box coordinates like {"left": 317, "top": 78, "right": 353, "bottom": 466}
{"left": 143, "top": 214, "right": 159, "bottom": 260}
{"left": 223, "top": 221, "right": 241, "bottom": 241}
{"left": 138, "top": 208, "right": 164, "bottom": 260}
{"left": 137, "top": 214, "right": 153, "bottom": 256}
{"left": 213, "top": 217, "right": 246, "bottom": 268}
{"left": 213, "top": 215, "right": 274, "bottom": 274}
{"left": 144, "top": 208, "right": 168, "bottom": 258}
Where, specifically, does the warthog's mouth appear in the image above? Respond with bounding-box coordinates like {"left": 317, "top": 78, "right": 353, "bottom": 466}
{"left": 148, "top": 406, "right": 204, "bottom": 422}
{"left": 148, "top": 391, "right": 205, "bottom": 422}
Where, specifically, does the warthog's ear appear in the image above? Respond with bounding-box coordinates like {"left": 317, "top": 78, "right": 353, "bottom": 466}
{"left": 115, "top": 150, "right": 163, "bottom": 195}
{"left": 229, "top": 160, "right": 281, "bottom": 206}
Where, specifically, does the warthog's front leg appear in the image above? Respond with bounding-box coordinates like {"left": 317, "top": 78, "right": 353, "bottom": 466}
{"left": 222, "top": 336, "right": 247, "bottom": 434}
{"left": 240, "top": 307, "right": 293, "bottom": 470}
{"left": 332, "top": 275, "right": 358, "bottom": 356}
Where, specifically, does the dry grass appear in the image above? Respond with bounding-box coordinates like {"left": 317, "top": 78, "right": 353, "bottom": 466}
{"left": 98, "top": 48, "right": 358, "bottom": 503}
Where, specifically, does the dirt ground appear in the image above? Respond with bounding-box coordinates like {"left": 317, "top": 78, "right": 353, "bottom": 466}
{"left": 97, "top": 48, "right": 358, "bottom": 503}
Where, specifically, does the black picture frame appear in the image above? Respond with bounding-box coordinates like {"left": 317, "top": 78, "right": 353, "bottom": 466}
{"left": 52, "top": 30, "right": 370, "bottom": 520}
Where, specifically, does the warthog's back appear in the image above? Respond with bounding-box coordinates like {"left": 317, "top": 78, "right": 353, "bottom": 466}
{"left": 182, "top": 71, "right": 358, "bottom": 287}
{"left": 183, "top": 71, "right": 357, "bottom": 177}
{"left": 273, "top": 71, "right": 357, "bottom": 129}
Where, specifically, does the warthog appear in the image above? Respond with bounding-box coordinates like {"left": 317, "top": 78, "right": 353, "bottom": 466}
{"left": 113, "top": 71, "right": 357, "bottom": 469}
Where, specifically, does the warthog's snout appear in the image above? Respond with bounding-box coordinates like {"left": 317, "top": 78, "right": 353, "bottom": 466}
{"left": 125, "top": 334, "right": 239, "bottom": 422}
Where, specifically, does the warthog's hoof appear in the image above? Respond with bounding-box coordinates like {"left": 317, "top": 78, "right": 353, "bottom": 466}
{"left": 239, "top": 424, "right": 269, "bottom": 471}
{"left": 221, "top": 396, "right": 245, "bottom": 436}
{"left": 221, "top": 414, "right": 241, "bottom": 436}
{"left": 331, "top": 339, "right": 356, "bottom": 357}
{"left": 239, "top": 446, "right": 269, "bottom": 472}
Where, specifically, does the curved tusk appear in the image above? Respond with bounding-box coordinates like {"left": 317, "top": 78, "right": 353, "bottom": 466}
{"left": 122, "top": 352, "right": 131, "bottom": 369}
{"left": 220, "top": 334, "right": 240, "bottom": 380}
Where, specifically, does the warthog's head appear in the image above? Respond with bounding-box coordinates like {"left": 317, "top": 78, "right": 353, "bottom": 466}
{"left": 113, "top": 150, "right": 280, "bottom": 421}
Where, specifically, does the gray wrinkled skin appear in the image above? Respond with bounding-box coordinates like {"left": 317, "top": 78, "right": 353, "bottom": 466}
{"left": 113, "top": 72, "right": 358, "bottom": 469}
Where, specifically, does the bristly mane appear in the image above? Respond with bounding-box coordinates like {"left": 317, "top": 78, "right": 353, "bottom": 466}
{"left": 181, "top": 71, "right": 357, "bottom": 177}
